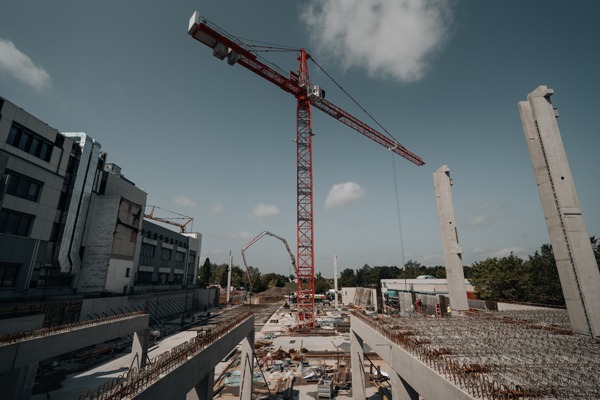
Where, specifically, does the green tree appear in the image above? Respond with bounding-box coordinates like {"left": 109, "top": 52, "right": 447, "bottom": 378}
{"left": 246, "top": 266, "right": 265, "bottom": 293}
{"left": 197, "top": 258, "right": 211, "bottom": 287}
{"left": 399, "top": 260, "right": 423, "bottom": 279}
{"left": 355, "top": 264, "right": 372, "bottom": 287}
{"left": 261, "top": 272, "right": 287, "bottom": 289}
{"left": 338, "top": 268, "right": 356, "bottom": 288}
{"left": 525, "top": 244, "right": 563, "bottom": 305}
{"left": 314, "top": 271, "right": 331, "bottom": 294}
{"left": 214, "top": 263, "right": 229, "bottom": 288}
{"left": 591, "top": 236, "right": 600, "bottom": 268}
{"left": 469, "top": 254, "right": 526, "bottom": 301}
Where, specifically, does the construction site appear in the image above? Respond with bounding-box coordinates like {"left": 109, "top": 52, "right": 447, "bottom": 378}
{"left": 1, "top": 6, "right": 600, "bottom": 400}
{"left": 0, "top": 289, "right": 596, "bottom": 400}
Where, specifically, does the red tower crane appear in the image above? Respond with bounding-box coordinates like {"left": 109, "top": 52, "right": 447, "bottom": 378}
{"left": 188, "top": 12, "right": 425, "bottom": 328}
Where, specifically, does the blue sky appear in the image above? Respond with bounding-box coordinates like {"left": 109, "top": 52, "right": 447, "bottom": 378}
{"left": 1, "top": 1, "right": 598, "bottom": 276}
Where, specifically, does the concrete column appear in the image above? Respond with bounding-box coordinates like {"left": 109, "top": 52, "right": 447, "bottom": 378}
{"left": 190, "top": 368, "right": 214, "bottom": 400}
{"left": 350, "top": 328, "right": 365, "bottom": 400}
{"left": 519, "top": 86, "right": 600, "bottom": 338}
{"left": 0, "top": 362, "right": 38, "bottom": 400}
{"left": 239, "top": 329, "right": 254, "bottom": 400}
{"left": 433, "top": 165, "right": 469, "bottom": 311}
{"left": 391, "top": 370, "right": 419, "bottom": 400}
{"left": 131, "top": 328, "right": 150, "bottom": 369}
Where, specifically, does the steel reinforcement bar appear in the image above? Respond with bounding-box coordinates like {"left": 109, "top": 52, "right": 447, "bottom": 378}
{"left": 0, "top": 310, "right": 148, "bottom": 346}
{"left": 77, "top": 309, "right": 253, "bottom": 400}
{"left": 351, "top": 310, "right": 600, "bottom": 400}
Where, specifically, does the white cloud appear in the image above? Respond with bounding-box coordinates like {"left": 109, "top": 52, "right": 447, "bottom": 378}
{"left": 472, "top": 246, "right": 487, "bottom": 255}
{"left": 172, "top": 195, "right": 196, "bottom": 208}
{"left": 225, "top": 231, "right": 254, "bottom": 241}
{"left": 467, "top": 215, "right": 492, "bottom": 228}
{"left": 301, "top": 0, "right": 453, "bottom": 82}
{"left": 423, "top": 254, "right": 442, "bottom": 263}
{"left": 325, "top": 182, "right": 366, "bottom": 209}
{"left": 0, "top": 39, "right": 51, "bottom": 91}
{"left": 488, "top": 246, "right": 528, "bottom": 259}
{"left": 248, "top": 203, "right": 280, "bottom": 218}
{"left": 210, "top": 202, "right": 224, "bottom": 214}
{"left": 475, "top": 200, "right": 492, "bottom": 210}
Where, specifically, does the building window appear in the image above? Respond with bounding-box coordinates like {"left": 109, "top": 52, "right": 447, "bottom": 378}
{"left": 140, "top": 243, "right": 155, "bottom": 266}
{"left": 6, "top": 123, "right": 54, "bottom": 162}
{"left": 37, "top": 274, "right": 73, "bottom": 287}
{"left": 188, "top": 252, "right": 196, "bottom": 271}
{"left": 0, "top": 208, "right": 34, "bottom": 237}
{"left": 126, "top": 268, "right": 131, "bottom": 278}
{"left": 0, "top": 263, "right": 20, "bottom": 287}
{"left": 5, "top": 170, "right": 43, "bottom": 202}
{"left": 136, "top": 271, "right": 152, "bottom": 285}
{"left": 175, "top": 251, "right": 185, "bottom": 269}
{"left": 158, "top": 273, "right": 169, "bottom": 285}
{"left": 161, "top": 248, "right": 171, "bottom": 260}
{"left": 173, "top": 274, "right": 183, "bottom": 284}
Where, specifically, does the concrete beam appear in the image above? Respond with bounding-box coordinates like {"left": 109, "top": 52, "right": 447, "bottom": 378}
{"left": 131, "top": 315, "right": 255, "bottom": 400}
{"left": 0, "top": 313, "right": 149, "bottom": 373}
{"left": 351, "top": 315, "right": 474, "bottom": 400}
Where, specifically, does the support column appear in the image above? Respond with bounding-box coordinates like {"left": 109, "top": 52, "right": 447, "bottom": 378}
{"left": 191, "top": 368, "right": 214, "bottom": 400}
{"left": 391, "top": 370, "right": 419, "bottom": 400}
{"left": 350, "top": 329, "right": 365, "bottom": 400}
{"left": 131, "top": 328, "right": 149, "bottom": 369}
{"left": 239, "top": 329, "right": 254, "bottom": 400}
{"left": 0, "top": 362, "right": 38, "bottom": 400}
{"left": 519, "top": 85, "right": 600, "bottom": 338}
{"left": 433, "top": 165, "right": 469, "bottom": 311}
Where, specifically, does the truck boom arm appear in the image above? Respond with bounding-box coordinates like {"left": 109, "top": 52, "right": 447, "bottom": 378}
{"left": 240, "top": 231, "right": 297, "bottom": 293}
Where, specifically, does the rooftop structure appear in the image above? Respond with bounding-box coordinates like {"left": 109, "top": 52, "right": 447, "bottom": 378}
{"left": 351, "top": 309, "right": 600, "bottom": 399}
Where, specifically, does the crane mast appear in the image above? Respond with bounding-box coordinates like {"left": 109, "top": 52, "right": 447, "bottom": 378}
{"left": 188, "top": 12, "right": 424, "bottom": 328}
{"left": 295, "top": 49, "right": 315, "bottom": 325}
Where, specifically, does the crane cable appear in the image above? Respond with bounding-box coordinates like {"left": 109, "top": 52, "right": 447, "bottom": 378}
{"left": 311, "top": 56, "right": 407, "bottom": 268}
{"left": 310, "top": 57, "right": 402, "bottom": 144}
{"left": 391, "top": 155, "right": 406, "bottom": 268}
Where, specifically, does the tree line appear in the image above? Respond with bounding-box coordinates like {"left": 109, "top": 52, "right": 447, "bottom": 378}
{"left": 197, "top": 237, "right": 600, "bottom": 306}
{"left": 197, "top": 258, "right": 291, "bottom": 293}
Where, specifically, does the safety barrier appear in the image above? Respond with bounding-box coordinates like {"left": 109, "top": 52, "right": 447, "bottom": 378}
{"left": 77, "top": 309, "right": 253, "bottom": 400}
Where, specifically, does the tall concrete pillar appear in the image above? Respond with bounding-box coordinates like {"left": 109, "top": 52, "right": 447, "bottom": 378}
{"left": 519, "top": 85, "right": 600, "bottom": 338}
{"left": 433, "top": 165, "right": 469, "bottom": 311}
{"left": 238, "top": 330, "right": 254, "bottom": 400}
{"left": 350, "top": 329, "right": 366, "bottom": 400}
{"left": 391, "top": 370, "right": 419, "bottom": 400}
{"left": 131, "top": 329, "right": 150, "bottom": 369}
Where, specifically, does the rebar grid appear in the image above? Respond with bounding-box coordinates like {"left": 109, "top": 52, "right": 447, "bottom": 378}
{"left": 352, "top": 310, "right": 600, "bottom": 399}
{"left": 77, "top": 309, "right": 253, "bottom": 400}
{"left": 0, "top": 310, "right": 148, "bottom": 346}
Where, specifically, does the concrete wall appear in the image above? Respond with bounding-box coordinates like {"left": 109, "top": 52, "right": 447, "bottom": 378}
{"left": 0, "top": 313, "right": 149, "bottom": 373}
{"left": 77, "top": 195, "right": 120, "bottom": 292}
{"left": 0, "top": 314, "right": 44, "bottom": 335}
{"left": 0, "top": 97, "right": 77, "bottom": 298}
